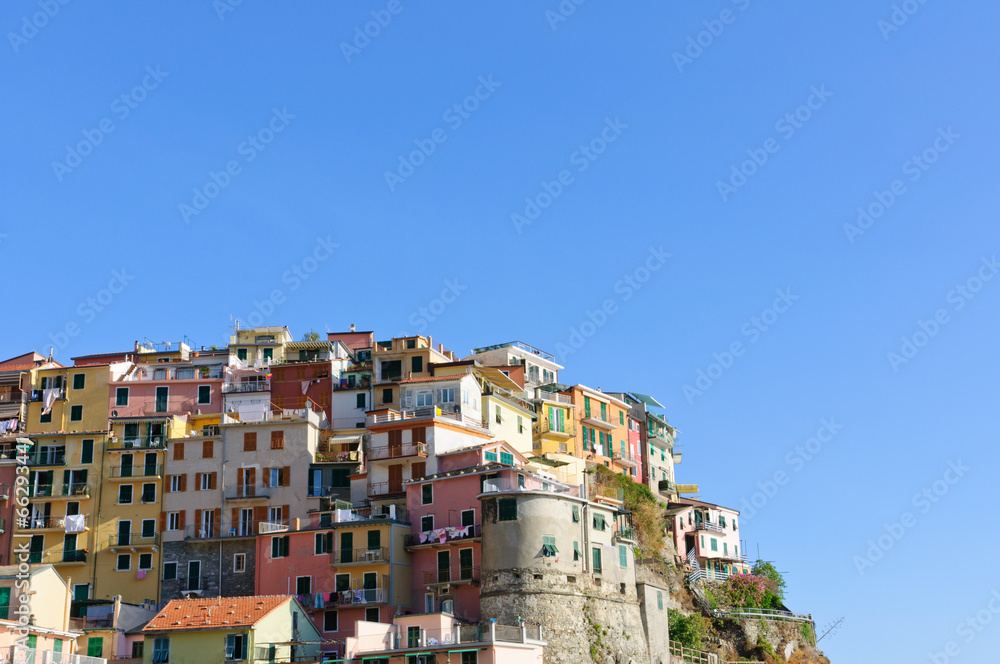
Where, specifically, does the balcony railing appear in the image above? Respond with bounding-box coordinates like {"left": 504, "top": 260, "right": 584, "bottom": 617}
{"left": 695, "top": 520, "right": 726, "bottom": 534}
{"left": 658, "top": 479, "right": 676, "bottom": 494}
{"left": 533, "top": 417, "right": 575, "bottom": 437}
{"left": 5, "top": 646, "right": 105, "bottom": 664}
{"left": 107, "top": 437, "right": 166, "bottom": 450}
{"left": 333, "top": 377, "right": 371, "bottom": 391}
{"left": 325, "top": 504, "right": 408, "bottom": 525}
{"left": 27, "top": 484, "right": 53, "bottom": 497}
{"left": 423, "top": 566, "right": 480, "bottom": 585}
{"left": 367, "top": 481, "right": 405, "bottom": 498}
{"left": 24, "top": 514, "right": 89, "bottom": 531}
{"left": 222, "top": 379, "right": 271, "bottom": 393}
{"left": 178, "top": 574, "right": 205, "bottom": 592}
{"left": 109, "top": 533, "right": 160, "bottom": 547}
{"left": 472, "top": 340, "right": 555, "bottom": 361}
{"left": 258, "top": 520, "right": 289, "bottom": 534}
{"left": 330, "top": 546, "right": 388, "bottom": 566}
{"left": 481, "top": 476, "right": 579, "bottom": 497}
{"left": 0, "top": 391, "right": 27, "bottom": 404}
{"left": 28, "top": 388, "right": 65, "bottom": 402}
{"left": 612, "top": 451, "right": 637, "bottom": 468}
{"left": 367, "top": 407, "right": 489, "bottom": 433}
{"left": 109, "top": 464, "right": 162, "bottom": 479}
{"left": 404, "top": 524, "right": 481, "bottom": 548}
{"left": 329, "top": 588, "right": 387, "bottom": 606}
{"left": 367, "top": 443, "right": 427, "bottom": 461}
{"left": 27, "top": 451, "right": 66, "bottom": 466}
{"left": 533, "top": 389, "right": 571, "bottom": 405}
{"left": 581, "top": 413, "right": 615, "bottom": 430}
{"left": 61, "top": 481, "right": 92, "bottom": 497}
{"left": 60, "top": 549, "right": 87, "bottom": 563}
{"left": 225, "top": 485, "right": 271, "bottom": 500}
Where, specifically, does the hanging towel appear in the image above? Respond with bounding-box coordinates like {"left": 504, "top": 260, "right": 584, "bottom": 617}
{"left": 137, "top": 570, "right": 146, "bottom": 580}
{"left": 42, "top": 388, "right": 58, "bottom": 415}
{"left": 65, "top": 514, "right": 86, "bottom": 533}
{"left": 301, "top": 381, "right": 311, "bottom": 395}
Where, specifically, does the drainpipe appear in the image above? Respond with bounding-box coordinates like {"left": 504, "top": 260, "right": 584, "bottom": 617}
{"left": 92, "top": 431, "right": 107, "bottom": 600}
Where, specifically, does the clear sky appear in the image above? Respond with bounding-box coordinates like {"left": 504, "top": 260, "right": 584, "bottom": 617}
{"left": 3, "top": 2, "right": 999, "bottom": 661}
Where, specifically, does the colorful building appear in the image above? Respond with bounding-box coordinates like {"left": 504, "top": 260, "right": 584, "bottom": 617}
{"left": 465, "top": 341, "right": 563, "bottom": 394}
{"left": 558, "top": 385, "right": 632, "bottom": 475}
{"left": 670, "top": 498, "right": 748, "bottom": 580}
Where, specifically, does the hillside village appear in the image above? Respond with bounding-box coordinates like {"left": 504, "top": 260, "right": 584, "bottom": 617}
{"left": 0, "top": 326, "right": 829, "bottom": 664}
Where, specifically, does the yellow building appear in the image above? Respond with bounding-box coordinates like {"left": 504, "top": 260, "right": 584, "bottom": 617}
{"left": 96, "top": 414, "right": 187, "bottom": 604}
{"left": 372, "top": 336, "right": 455, "bottom": 410}
{"left": 20, "top": 361, "right": 130, "bottom": 602}
{"left": 228, "top": 326, "right": 293, "bottom": 366}
{"left": 531, "top": 390, "right": 576, "bottom": 458}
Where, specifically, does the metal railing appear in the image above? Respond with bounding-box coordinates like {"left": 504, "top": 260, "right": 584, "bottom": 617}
{"left": 27, "top": 485, "right": 52, "bottom": 497}
{"left": 60, "top": 549, "right": 87, "bottom": 563}
{"left": 533, "top": 390, "right": 571, "bottom": 404}
{"left": 109, "top": 533, "right": 160, "bottom": 547}
{"left": 710, "top": 607, "right": 812, "bottom": 623}
{"left": 423, "top": 566, "right": 480, "bottom": 585}
{"left": 223, "top": 379, "right": 271, "bottom": 393}
{"left": 329, "top": 587, "right": 388, "bottom": 606}
{"left": 28, "top": 388, "right": 65, "bottom": 402}
{"left": 258, "top": 520, "right": 289, "bottom": 534}
{"left": 61, "top": 481, "right": 92, "bottom": 497}
{"left": 27, "top": 451, "right": 66, "bottom": 466}
{"left": 178, "top": 574, "right": 205, "bottom": 592}
{"left": 481, "top": 475, "right": 579, "bottom": 497}
{"left": 658, "top": 479, "right": 676, "bottom": 493}
{"left": 24, "top": 514, "right": 89, "bottom": 530}
{"left": 367, "top": 481, "right": 405, "bottom": 497}
{"left": 107, "top": 437, "right": 166, "bottom": 450}
{"left": 404, "top": 524, "right": 481, "bottom": 548}
{"left": 225, "top": 485, "right": 271, "bottom": 500}
{"left": 533, "top": 417, "right": 574, "bottom": 436}
{"left": 695, "top": 520, "right": 726, "bottom": 534}
{"left": 5, "top": 645, "right": 105, "bottom": 664}
{"left": 330, "top": 546, "right": 388, "bottom": 566}
{"left": 367, "top": 407, "right": 488, "bottom": 433}
{"left": 367, "top": 442, "right": 427, "bottom": 460}
{"left": 110, "top": 464, "right": 162, "bottom": 478}
{"left": 326, "top": 504, "right": 408, "bottom": 524}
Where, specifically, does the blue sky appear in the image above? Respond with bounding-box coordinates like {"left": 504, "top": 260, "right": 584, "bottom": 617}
{"left": 3, "top": 2, "right": 999, "bottom": 660}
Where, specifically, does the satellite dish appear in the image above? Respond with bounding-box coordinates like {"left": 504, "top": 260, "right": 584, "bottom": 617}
{"left": 112, "top": 410, "right": 118, "bottom": 417}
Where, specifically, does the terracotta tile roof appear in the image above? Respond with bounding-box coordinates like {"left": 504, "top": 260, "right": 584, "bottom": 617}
{"left": 398, "top": 374, "right": 467, "bottom": 384}
{"left": 143, "top": 595, "right": 292, "bottom": 632}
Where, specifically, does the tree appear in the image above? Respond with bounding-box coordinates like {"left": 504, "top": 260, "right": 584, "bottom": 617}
{"left": 751, "top": 560, "right": 786, "bottom": 600}
{"left": 301, "top": 330, "right": 320, "bottom": 342}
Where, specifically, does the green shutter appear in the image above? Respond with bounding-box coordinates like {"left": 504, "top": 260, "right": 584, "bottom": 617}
{"left": 619, "top": 544, "right": 628, "bottom": 568}
{"left": 0, "top": 588, "right": 9, "bottom": 620}
{"left": 592, "top": 547, "right": 601, "bottom": 572}
{"left": 368, "top": 529, "right": 381, "bottom": 550}
{"left": 87, "top": 637, "right": 103, "bottom": 657}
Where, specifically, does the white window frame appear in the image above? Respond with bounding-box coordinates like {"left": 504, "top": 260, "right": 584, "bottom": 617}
{"left": 138, "top": 553, "right": 153, "bottom": 570}
{"left": 118, "top": 484, "right": 133, "bottom": 505}
{"left": 440, "top": 388, "right": 455, "bottom": 403}
{"left": 197, "top": 385, "right": 212, "bottom": 405}
{"left": 170, "top": 475, "right": 181, "bottom": 492}
{"left": 416, "top": 391, "right": 432, "bottom": 408}
{"left": 233, "top": 553, "right": 246, "bottom": 573}
{"left": 116, "top": 553, "right": 131, "bottom": 571}
{"left": 200, "top": 473, "right": 211, "bottom": 491}
{"left": 167, "top": 512, "right": 180, "bottom": 531}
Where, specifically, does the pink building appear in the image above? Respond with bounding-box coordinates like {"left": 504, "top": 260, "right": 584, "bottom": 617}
{"left": 108, "top": 361, "right": 224, "bottom": 418}
{"left": 670, "top": 497, "right": 749, "bottom": 580}
{"left": 627, "top": 414, "right": 643, "bottom": 481}
{"left": 404, "top": 441, "right": 530, "bottom": 622}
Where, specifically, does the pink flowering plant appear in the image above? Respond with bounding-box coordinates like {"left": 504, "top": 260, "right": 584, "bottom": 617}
{"left": 722, "top": 573, "right": 769, "bottom": 608}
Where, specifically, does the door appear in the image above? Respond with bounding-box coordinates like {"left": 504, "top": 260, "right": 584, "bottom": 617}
{"left": 459, "top": 549, "right": 473, "bottom": 580}
{"left": 187, "top": 561, "right": 201, "bottom": 591}
{"left": 29, "top": 535, "right": 43, "bottom": 563}
{"left": 388, "top": 464, "right": 403, "bottom": 494}
{"left": 117, "top": 521, "right": 131, "bottom": 546}
{"left": 388, "top": 430, "right": 402, "bottom": 457}
{"left": 362, "top": 572, "right": 377, "bottom": 602}
{"left": 155, "top": 387, "right": 168, "bottom": 412}
{"left": 120, "top": 454, "right": 133, "bottom": 478}
{"left": 437, "top": 550, "right": 450, "bottom": 584}
{"left": 245, "top": 468, "right": 256, "bottom": 497}
{"left": 340, "top": 532, "right": 353, "bottom": 564}
{"left": 240, "top": 509, "right": 253, "bottom": 536}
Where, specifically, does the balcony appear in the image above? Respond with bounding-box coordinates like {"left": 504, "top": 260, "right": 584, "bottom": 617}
{"left": 27, "top": 484, "right": 53, "bottom": 498}
{"left": 612, "top": 451, "right": 637, "bottom": 469}
{"left": 109, "top": 533, "right": 160, "bottom": 549}
{"left": 330, "top": 587, "right": 388, "bottom": 606}
{"left": 581, "top": 413, "right": 616, "bottom": 431}
{"left": 695, "top": 520, "right": 726, "bottom": 535}
{"left": 648, "top": 430, "right": 674, "bottom": 448}
{"left": 367, "top": 481, "right": 405, "bottom": 498}
{"left": 23, "top": 514, "right": 89, "bottom": 531}
{"left": 29, "top": 387, "right": 65, "bottom": 402}
{"left": 222, "top": 379, "right": 271, "bottom": 393}
{"left": 367, "top": 407, "right": 489, "bottom": 434}
{"left": 60, "top": 481, "right": 92, "bottom": 498}
{"left": 658, "top": 479, "right": 676, "bottom": 495}
{"left": 109, "top": 464, "right": 162, "bottom": 480}
{"left": 324, "top": 504, "right": 408, "bottom": 525}
{"left": 672, "top": 448, "right": 682, "bottom": 464}
{"left": 27, "top": 450, "right": 66, "bottom": 466}
{"left": 258, "top": 520, "right": 289, "bottom": 534}
{"left": 224, "top": 485, "right": 271, "bottom": 501}
{"left": 480, "top": 475, "right": 579, "bottom": 497}
{"left": 533, "top": 417, "right": 574, "bottom": 438}
{"left": 332, "top": 377, "right": 371, "bottom": 391}
{"left": 404, "top": 524, "right": 481, "bottom": 549}
{"left": 472, "top": 340, "right": 556, "bottom": 362}
{"left": 58, "top": 549, "right": 88, "bottom": 564}
{"left": 107, "top": 437, "right": 166, "bottom": 451}
{"left": 178, "top": 575, "right": 205, "bottom": 593}
{"left": 367, "top": 443, "right": 427, "bottom": 461}
{"left": 4, "top": 647, "right": 105, "bottom": 664}
{"left": 329, "top": 546, "right": 388, "bottom": 566}
{"left": 533, "top": 390, "right": 571, "bottom": 405}
{"left": 423, "top": 566, "right": 480, "bottom": 586}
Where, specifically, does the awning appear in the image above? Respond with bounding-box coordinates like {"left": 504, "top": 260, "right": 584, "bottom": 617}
{"left": 447, "top": 648, "right": 483, "bottom": 653}
{"left": 631, "top": 393, "right": 664, "bottom": 408}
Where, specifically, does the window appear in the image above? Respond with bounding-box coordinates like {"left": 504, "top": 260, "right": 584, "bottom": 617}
{"left": 131, "top": 642, "right": 144, "bottom": 659}
{"left": 40, "top": 409, "right": 51, "bottom": 423}
{"left": 237, "top": 348, "right": 248, "bottom": 360}
{"left": 600, "top": 403, "right": 607, "bottom": 421}
{"left": 365, "top": 607, "right": 379, "bottom": 623}
{"left": 141, "top": 483, "right": 156, "bottom": 502}
{"left": 593, "top": 514, "right": 607, "bottom": 531}
{"left": 724, "top": 542, "right": 728, "bottom": 555}
{"left": 81, "top": 439, "right": 94, "bottom": 464}
{"left": 619, "top": 544, "right": 628, "bottom": 568}
{"left": 167, "top": 512, "right": 180, "bottom": 530}
{"left": 461, "top": 509, "right": 475, "bottom": 527}
{"left": 657, "top": 590, "right": 663, "bottom": 610}
{"left": 421, "top": 515, "right": 434, "bottom": 532}
{"left": 202, "top": 440, "right": 213, "bottom": 458}
{"left": 87, "top": 637, "right": 104, "bottom": 658}
{"left": 262, "top": 348, "right": 273, "bottom": 361}
{"left": 198, "top": 385, "right": 211, "bottom": 404}
{"left": 517, "top": 415, "right": 524, "bottom": 433}
{"left": 701, "top": 535, "right": 705, "bottom": 549}
{"left": 0, "top": 588, "right": 9, "bottom": 620}
{"left": 440, "top": 388, "right": 455, "bottom": 403}
{"left": 234, "top": 553, "right": 246, "bottom": 572}
{"left": 73, "top": 373, "right": 85, "bottom": 390}
{"left": 225, "top": 634, "right": 247, "bottom": 661}
{"left": 461, "top": 652, "right": 478, "bottom": 664}
{"left": 173, "top": 442, "right": 184, "bottom": 460}
{"left": 170, "top": 475, "right": 181, "bottom": 492}
{"left": 573, "top": 541, "right": 581, "bottom": 562}
{"left": 382, "top": 388, "right": 392, "bottom": 404}
{"left": 200, "top": 473, "right": 212, "bottom": 491}
{"left": 139, "top": 553, "right": 153, "bottom": 570}
{"left": 154, "top": 386, "right": 168, "bottom": 413}
{"left": 268, "top": 468, "right": 282, "bottom": 488}
{"left": 118, "top": 485, "right": 133, "bottom": 504}
{"left": 542, "top": 536, "right": 558, "bottom": 557}
{"left": 572, "top": 505, "right": 580, "bottom": 523}
{"left": 243, "top": 432, "right": 256, "bottom": 451}
{"left": 421, "top": 484, "right": 433, "bottom": 505}
{"left": 500, "top": 451, "right": 514, "bottom": 466}
{"left": 142, "top": 518, "right": 156, "bottom": 538}
{"left": 719, "top": 515, "right": 726, "bottom": 528}
{"left": 498, "top": 498, "right": 517, "bottom": 521}
{"left": 415, "top": 391, "right": 432, "bottom": 408}
{"left": 70, "top": 405, "right": 83, "bottom": 421}
{"left": 592, "top": 547, "right": 602, "bottom": 573}
{"left": 162, "top": 562, "right": 177, "bottom": 580}
{"left": 711, "top": 538, "right": 718, "bottom": 552}
{"left": 619, "top": 410, "right": 624, "bottom": 425}
{"left": 411, "top": 356, "right": 423, "bottom": 373}
{"left": 271, "top": 536, "right": 290, "bottom": 558}
{"left": 271, "top": 430, "right": 284, "bottom": 449}
{"left": 356, "top": 393, "right": 366, "bottom": 409}
{"left": 296, "top": 576, "right": 311, "bottom": 594}
{"left": 323, "top": 610, "right": 338, "bottom": 632}
{"left": 315, "top": 532, "right": 333, "bottom": 555}
{"left": 116, "top": 554, "right": 131, "bottom": 571}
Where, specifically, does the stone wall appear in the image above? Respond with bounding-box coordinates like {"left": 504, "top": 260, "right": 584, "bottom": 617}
{"left": 160, "top": 539, "right": 256, "bottom": 601}
{"left": 480, "top": 568, "right": 651, "bottom": 664}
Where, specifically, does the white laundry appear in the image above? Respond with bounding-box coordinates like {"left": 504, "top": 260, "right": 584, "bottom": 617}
{"left": 65, "top": 514, "right": 86, "bottom": 533}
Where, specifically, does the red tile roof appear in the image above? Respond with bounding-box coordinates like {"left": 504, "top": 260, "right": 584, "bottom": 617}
{"left": 143, "top": 595, "right": 292, "bottom": 632}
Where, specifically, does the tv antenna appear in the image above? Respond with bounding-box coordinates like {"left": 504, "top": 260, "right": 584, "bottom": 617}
{"left": 817, "top": 617, "right": 845, "bottom": 643}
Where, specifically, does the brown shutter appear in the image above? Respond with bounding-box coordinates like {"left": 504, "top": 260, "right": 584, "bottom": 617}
{"left": 174, "top": 442, "right": 184, "bottom": 460}
{"left": 237, "top": 468, "right": 245, "bottom": 491}
{"left": 253, "top": 506, "right": 267, "bottom": 534}
{"left": 194, "top": 509, "right": 202, "bottom": 535}
{"left": 160, "top": 511, "right": 167, "bottom": 531}
{"left": 262, "top": 467, "right": 270, "bottom": 487}
{"left": 232, "top": 508, "right": 239, "bottom": 530}
{"left": 214, "top": 508, "right": 221, "bottom": 531}
{"left": 412, "top": 462, "right": 425, "bottom": 479}
{"left": 179, "top": 510, "right": 186, "bottom": 530}
{"left": 244, "top": 432, "right": 256, "bottom": 451}
{"left": 203, "top": 440, "right": 213, "bottom": 458}
{"left": 180, "top": 474, "right": 187, "bottom": 492}
{"left": 194, "top": 473, "right": 201, "bottom": 491}
{"left": 271, "top": 431, "right": 284, "bottom": 449}
{"left": 210, "top": 473, "right": 217, "bottom": 490}
{"left": 282, "top": 466, "right": 290, "bottom": 486}
{"left": 281, "top": 505, "right": 289, "bottom": 522}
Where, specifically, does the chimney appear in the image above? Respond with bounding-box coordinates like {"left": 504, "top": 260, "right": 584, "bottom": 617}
{"left": 48, "top": 346, "right": 54, "bottom": 362}
{"left": 350, "top": 324, "right": 356, "bottom": 333}
{"left": 113, "top": 595, "right": 122, "bottom": 627}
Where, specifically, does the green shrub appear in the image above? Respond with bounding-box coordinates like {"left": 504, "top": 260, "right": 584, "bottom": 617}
{"left": 800, "top": 622, "right": 814, "bottom": 644}
{"left": 751, "top": 560, "right": 786, "bottom": 600}
{"left": 668, "top": 609, "right": 708, "bottom": 649}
